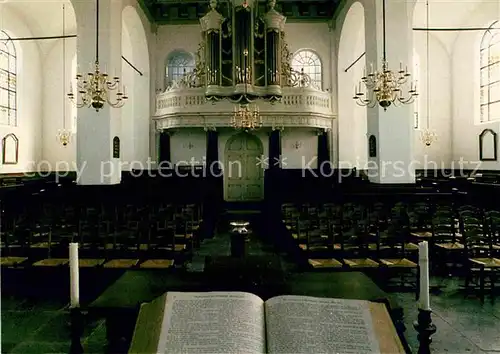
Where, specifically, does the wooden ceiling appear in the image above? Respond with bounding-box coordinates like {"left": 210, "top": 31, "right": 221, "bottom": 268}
{"left": 138, "top": 0, "right": 341, "bottom": 25}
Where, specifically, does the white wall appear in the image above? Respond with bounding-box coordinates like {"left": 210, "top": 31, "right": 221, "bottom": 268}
{"left": 121, "top": 5, "right": 151, "bottom": 169}
{"left": 0, "top": 5, "right": 42, "bottom": 174}
{"left": 281, "top": 129, "right": 318, "bottom": 169}
{"left": 170, "top": 128, "right": 207, "bottom": 165}
{"left": 333, "top": 0, "right": 500, "bottom": 173}
{"left": 0, "top": 0, "right": 153, "bottom": 175}
{"left": 5, "top": 0, "right": 498, "bottom": 176}
{"left": 168, "top": 127, "right": 318, "bottom": 170}
{"left": 121, "top": 24, "right": 135, "bottom": 168}
{"left": 412, "top": 31, "right": 452, "bottom": 169}
{"left": 451, "top": 0, "right": 500, "bottom": 170}
{"left": 42, "top": 38, "right": 77, "bottom": 170}
{"left": 336, "top": 1, "right": 367, "bottom": 169}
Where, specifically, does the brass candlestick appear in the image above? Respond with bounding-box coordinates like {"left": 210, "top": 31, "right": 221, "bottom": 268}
{"left": 413, "top": 308, "right": 436, "bottom": 354}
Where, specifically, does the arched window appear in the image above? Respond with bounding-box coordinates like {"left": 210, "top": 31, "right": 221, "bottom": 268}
{"left": 0, "top": 30, "right": 17, "bottom": 126}
{"left": 291, "top": 49, "right": 322, "bottom": 90}
{"left": 165, "top": 50, "right": 195, "bottom": 88}
{"left": 480, "top": 21, "right": 500, "bottom": 122}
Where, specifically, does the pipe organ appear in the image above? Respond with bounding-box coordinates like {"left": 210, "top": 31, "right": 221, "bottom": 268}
{"left": 200, "top": 0, "right": 286, "bottom": 104}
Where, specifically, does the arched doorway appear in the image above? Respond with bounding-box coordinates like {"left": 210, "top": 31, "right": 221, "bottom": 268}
{"left": 224, "top": 132, "right": 264, "bottom": 201}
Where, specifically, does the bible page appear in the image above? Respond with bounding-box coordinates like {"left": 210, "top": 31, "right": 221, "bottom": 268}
{"left": 156, "top": 291, "right": 266, "bottom": 354}
{"left": 265, "top": 295, "right": 380, "bottom": 354}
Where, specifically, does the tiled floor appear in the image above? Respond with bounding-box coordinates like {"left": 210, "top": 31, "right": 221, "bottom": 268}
{"left": 2, "top": 211, "right": 500, "bottom": 353}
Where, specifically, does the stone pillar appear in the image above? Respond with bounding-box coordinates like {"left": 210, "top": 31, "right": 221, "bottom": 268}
{"left": 268, "top": 129, "right": 281, "bottom": 169}
{"left": 364, "top": 0, "right": 415, "bottom": 184}
{"left": 317, "top": 129, "right": 330, "bottom": 168}
{"left": 158, "top": 131, "right": 171, "bottom": 165}
{"left": 205, "top": 128, "right": 219, "bottom": 176}
{"left": 73, "top": 0, "right": 122, "bottom": 184}
{"left": 205, "top": 128, "right": 220, "bottom": 238}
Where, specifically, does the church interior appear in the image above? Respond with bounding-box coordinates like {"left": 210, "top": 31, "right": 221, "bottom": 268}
{"left": 0, "top": 0, "right": 499, "bottom": 352}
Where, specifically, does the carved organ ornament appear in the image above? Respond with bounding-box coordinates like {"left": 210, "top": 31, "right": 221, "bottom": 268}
{"left": 166, "top": 0, "right": 316, "bottom": 102}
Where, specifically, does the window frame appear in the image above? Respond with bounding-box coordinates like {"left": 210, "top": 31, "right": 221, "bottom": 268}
{"left": 479, "top": 21, "right": 500, "bottom": 123}
{"left": 0, "top": 30, "right": 17, "bottom": 127}
{"left": 165, "top": 50, "right": 195, "bottom": 88}
{"left": 290, "top": 49, "right": 323, "bottom": 90}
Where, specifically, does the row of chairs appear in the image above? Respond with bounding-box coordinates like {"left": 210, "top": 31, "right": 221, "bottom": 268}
{"left": 282, "top": 202, "right": 419, "bottom": 290}
{"left": 413, "top": 204, "right": 500, "bottom": 301}
{"left": 282, "top": 201, "right": 500, "bottom": 299}
{"left": 1, "top": 202, "right": 204, "bottom": 270}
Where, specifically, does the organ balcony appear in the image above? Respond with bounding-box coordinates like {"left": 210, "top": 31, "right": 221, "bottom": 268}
{"left": 153, "top": 0, "right": 335, "bottom": 131}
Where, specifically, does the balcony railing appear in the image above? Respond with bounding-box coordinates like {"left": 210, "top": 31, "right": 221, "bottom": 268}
{"left": 155, "top": 86, "right": 332, "bottom": 117}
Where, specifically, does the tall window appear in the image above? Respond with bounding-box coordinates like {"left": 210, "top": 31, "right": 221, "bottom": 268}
{"left": 480, "top": 21, "right": 500, "bottom": 122}
{"left": 291, "top": 49, "right": 322, "bottom": 90}
{"left": 165, "top": 51, "right": 195, "bottom": 88}
{"left": 0, "top": 30, "right": 17, "bottom": 126}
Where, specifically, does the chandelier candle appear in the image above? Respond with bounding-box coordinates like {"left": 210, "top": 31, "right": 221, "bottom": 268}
{"left": 418, "top": 241, "right": 430, "bottom": 310}
{"left": 69, "top": 243, "right": 80, "bottom": 308}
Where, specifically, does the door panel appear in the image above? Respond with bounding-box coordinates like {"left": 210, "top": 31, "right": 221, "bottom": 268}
{"left": 224, "top": 133, "right": 264, "bottom": 201}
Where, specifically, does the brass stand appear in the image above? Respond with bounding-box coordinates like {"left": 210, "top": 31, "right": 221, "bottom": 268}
{"left": 413, "top": 309, "right": 436, "bottom": 354}
{"left": 69, "top": 307, "right": 84, "bottom": 354}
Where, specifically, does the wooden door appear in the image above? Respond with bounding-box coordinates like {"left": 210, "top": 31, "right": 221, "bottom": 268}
{"left": 224, "top": 133, "right": 264, "bottom": 201}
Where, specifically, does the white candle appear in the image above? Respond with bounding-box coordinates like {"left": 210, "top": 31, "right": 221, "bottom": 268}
{"left": 69, "top": 243, "right": 80, "bottom": 308}
{"left": 418, "top": 241, "right": 431, "bottom": 310}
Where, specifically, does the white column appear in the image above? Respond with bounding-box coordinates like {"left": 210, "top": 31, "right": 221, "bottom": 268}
{"left": 364, "top": 0, "right": 415, "bottom": 184}
{"left": 73, "top": 0, "right": 122, "bottom": 185}
{"left": 329, "top": 20, "right": 338, "bottom": 166}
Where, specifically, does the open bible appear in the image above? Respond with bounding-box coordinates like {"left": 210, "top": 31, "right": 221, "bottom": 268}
{"left": 129, "top": 292, "right": 405, "bottom": 354}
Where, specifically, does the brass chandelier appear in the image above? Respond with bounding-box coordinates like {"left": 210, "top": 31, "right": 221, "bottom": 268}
{"left": 57, "top": 4, "right": 71, "bottom": 146}
{"left": 353, "top": 0, "right": 417, "bottom": 110}
{"left": 67, "top": 0, "right": 127, "bottom": 112}
{"left": 231, "top": 48, "right": 262, "bottom": 130}
{"left": 231, "top": 104, "right": 262, "bottom": 130}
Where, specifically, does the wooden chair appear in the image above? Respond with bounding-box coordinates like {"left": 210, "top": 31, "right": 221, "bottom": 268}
{"left": 138, "top": 218, "right": 176, "bottom": 269}
{"left": 463, "top": 225, "right": 500, "bottom": 302}
{"left": 376, "top": 222, "right": 418, "bottom": 290}
{"left": 431, "top": 215, "right": 463, "bottom": 275}
{"left": 341, "top": 220, "right": 380, "bottom": 269}
{"left": 1, "top": 214, "right": 29, "bottom": 267}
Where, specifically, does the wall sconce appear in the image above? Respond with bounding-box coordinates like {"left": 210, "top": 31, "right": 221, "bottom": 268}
{"left": 183, "top": 142, "right": 194, "bottom": 149}
{"left": 292, "top": 141, "right": 302, "bottom": 150}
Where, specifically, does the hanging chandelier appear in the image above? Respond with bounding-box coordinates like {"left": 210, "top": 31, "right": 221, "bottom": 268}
{"left": 353, "top": 0, "right": 417, "bottom": 111}
{"left": 420, "top": 0, "right": 437, "bottom": 147}
{"left": 232, "top": 104, "right": 262, "bottom": 130}
{"left": 57, "top": 4, "right": 71, "bottom": 146}
{"left": 67, "top": 0, "right": 127, "bottom": 112}
{"left": 420, "top": 129, "right": 437, "bottom": 147}
{"left": 57, "top": 129, "right": 71, "bottom": 146}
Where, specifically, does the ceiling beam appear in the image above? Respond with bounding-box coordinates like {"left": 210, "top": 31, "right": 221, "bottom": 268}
{"left": 138, "top": 0, "right": 338, "bottom": 24}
